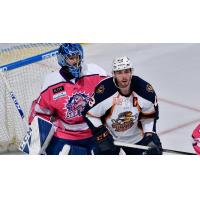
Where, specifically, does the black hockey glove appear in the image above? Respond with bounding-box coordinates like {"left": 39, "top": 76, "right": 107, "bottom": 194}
{"left": 143, "top": 132, "right": 163, "bottom": 155}
{"left": 93, "top": 126, "right": 116, "bottom": 155}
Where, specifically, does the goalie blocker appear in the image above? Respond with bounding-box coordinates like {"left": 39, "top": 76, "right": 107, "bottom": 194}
{"left": 19, "top": 116, "right": 55, "bottom": 155}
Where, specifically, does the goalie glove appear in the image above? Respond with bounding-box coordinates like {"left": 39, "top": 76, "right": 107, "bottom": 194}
{"left": 93, "top": 126, "right": 116, "bottom": 154}
{"left": 142, "top": 132, "right": 163, "bottom": 155}
{"left": 192, "top": 124, "right": 200, "bottom": 155}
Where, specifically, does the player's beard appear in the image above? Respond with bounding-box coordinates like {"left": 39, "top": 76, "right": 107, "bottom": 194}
{"left": 117, "top": 76, "right": 132, "bottom": 89}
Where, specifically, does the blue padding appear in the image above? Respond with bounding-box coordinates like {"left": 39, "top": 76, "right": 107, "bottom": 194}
{"left": 0, "top": 49, "right": 58, "bottom": 71}
{"left": 69, "top": 145, "right": 88, "bottom": 155}
{"left": 38, "top": 118, "right": 53, "bottom": 146}
{"left": 23, "top": 144, "right": 29, "bottom": 154}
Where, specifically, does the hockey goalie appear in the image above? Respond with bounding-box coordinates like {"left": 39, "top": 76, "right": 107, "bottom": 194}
{"left": 19, "top": 43, "right": 107, "bottom": 155}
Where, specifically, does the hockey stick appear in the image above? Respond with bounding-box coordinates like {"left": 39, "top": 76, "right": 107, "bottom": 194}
{"left": 114, "top": 141, "right": 197, "bottom": 155}
{"left": 0, "top": 71, "right": 56, "bottom": 154}
{"left": 0, "top": 71, "right": 32, "bottom": 148}
{"left": 0, "top": 48, "right": 59, "bottom": 153}
{"left": 0, "top": 72, "right": 54, "bottom": 155}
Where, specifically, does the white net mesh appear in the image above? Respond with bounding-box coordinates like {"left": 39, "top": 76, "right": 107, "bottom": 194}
{"left": 0, "top": 43, "right": 61, "bottom": 153}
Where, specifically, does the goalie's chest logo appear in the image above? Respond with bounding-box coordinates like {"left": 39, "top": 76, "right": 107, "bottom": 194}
{"left": 64, "top": 92, "right": 90, "bottom": 119}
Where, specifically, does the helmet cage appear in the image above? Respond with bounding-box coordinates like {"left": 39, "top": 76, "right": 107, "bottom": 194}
{"left": 57, "top": 43, "right": 83, "bottom": 78}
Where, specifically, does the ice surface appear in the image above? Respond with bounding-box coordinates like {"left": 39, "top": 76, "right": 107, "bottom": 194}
{"left": 1, "top": 43, "right": 199, "bottom": 154}
{"left": 85, "top": 43, "right": 200, "bottom": 154}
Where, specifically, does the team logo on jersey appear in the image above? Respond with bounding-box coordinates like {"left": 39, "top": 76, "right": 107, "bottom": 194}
{"left": 111, "top": 111, "right": 138, "bottom": 132}
{"left": 146, "top": 84, "right": 154, "bottom": 93}
{"left": 65, "top": 92, "right": 90, "bottom": 118}
{"left": 95, "top": 84, "right": 105, "bottom": 94}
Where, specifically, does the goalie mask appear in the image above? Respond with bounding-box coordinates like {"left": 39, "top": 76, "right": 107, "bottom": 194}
{"left": 57, "top": 43, "right": 84, "bottom": 78}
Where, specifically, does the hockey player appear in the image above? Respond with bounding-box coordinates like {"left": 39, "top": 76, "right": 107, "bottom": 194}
{"left": 83, "top": 56, "right": 163, "bottom": 155}
{"left": 192, "top": 124, "right": 200, "bottom": 155}
{"left": 25, "top": 43, "right": 107, "bottom": 155}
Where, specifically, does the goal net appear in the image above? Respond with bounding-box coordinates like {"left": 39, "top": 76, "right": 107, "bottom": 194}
{"left": 0, "top": 43, "right": 61, "bottom": 153}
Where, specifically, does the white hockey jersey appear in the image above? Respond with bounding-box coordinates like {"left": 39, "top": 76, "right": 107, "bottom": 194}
{"left": 84, "top": 76, "right": 159, "bottom": 144}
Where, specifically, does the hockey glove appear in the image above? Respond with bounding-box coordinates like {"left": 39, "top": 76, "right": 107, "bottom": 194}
{"left": 94, "top": 126, "right": 116, "bottom": 154}
{"left": 143, "top": 132, "right": 163, "bottom": 155}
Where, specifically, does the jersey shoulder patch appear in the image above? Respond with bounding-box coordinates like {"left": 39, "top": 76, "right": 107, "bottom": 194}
{"left": 132, "top": 76, "right": 156, "bottom": 103}
{"left": 93, "top": 77, "right": 117, "bottom": 103}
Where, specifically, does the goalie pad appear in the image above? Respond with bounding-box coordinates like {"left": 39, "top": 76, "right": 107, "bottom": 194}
{"left": 19, "top": 116, "right": 55, "bottom": 154}
{"left": 59, "top": 144, "right": 90, "bottom": 155}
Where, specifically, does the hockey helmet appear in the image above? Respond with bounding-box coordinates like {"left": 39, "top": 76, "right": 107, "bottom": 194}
{"left": 57, "top": 43, "right": 84, "bottom": 78}
{"left": 112, "top": 56, "right": 133, "bottom": 72}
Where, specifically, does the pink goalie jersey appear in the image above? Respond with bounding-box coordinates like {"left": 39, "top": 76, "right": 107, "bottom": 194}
{"left": 29, "top": 63, "right": 107, "bottom": 140}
